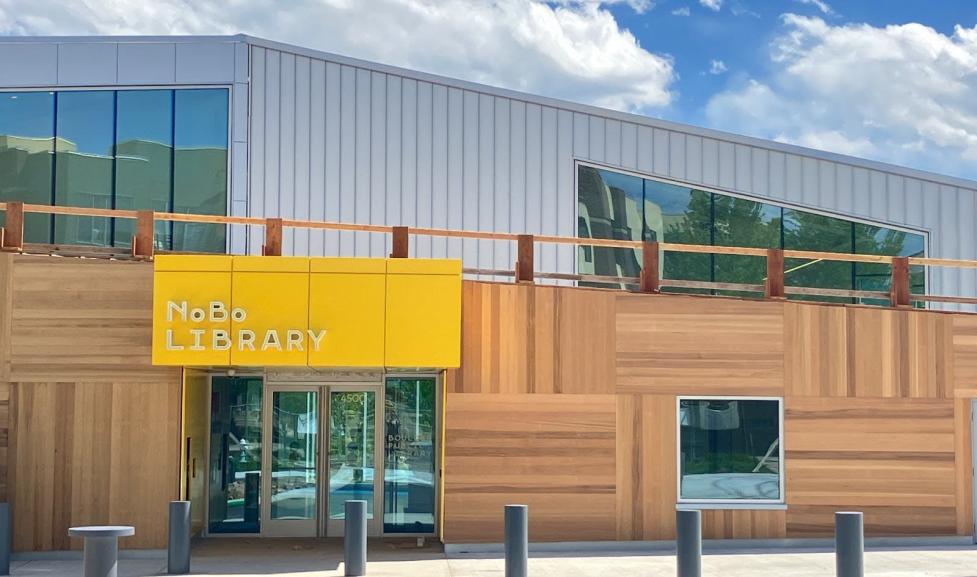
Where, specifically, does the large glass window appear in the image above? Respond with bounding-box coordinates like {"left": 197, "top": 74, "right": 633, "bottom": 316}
{"left": 114, "top": 90, "right": 173, "bottom": 249}
{"left": 383, "top": 378, "right": 437, "bottom": 534}
{"left": 209, "top": 376, "right": 263, "bottom": 534}
{"left": 173, "top": 89, "right": 228, "bottom": 253}
{"left": 54, "top": 91, "right": 115, "bottom": 247}
{"left": 679, "top": 398, "right": 782, "bottom": 502}
{"left": 0, "top": 88, "right": 228, "bottom": 252}
{"left": 577, "top": 164, "right": 927, "bottom": 303}
{"left": 0, "top": 91, "right": 54, "bottom": 242}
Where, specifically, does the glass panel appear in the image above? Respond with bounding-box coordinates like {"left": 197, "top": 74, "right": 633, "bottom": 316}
{"left": 54, "top": 91, "right": 115, "bottom": 246}
{"left": 173, "top": 88, "right": 228, "bottom": 253}
{"left": 783, "top": 209, "right": 853, "bottom": 303}
{"left": 384, "top": 378, "right": 436, "bottom": 534}
{"left": 329, "top": 391, "right": 376, "bottom": 520}
{"left": 576, "top": 165, "right": 643, "bottom": 287}
{"left": 0, "top": 91, "right": 54, "bottom": 243}
{"left": 854, "top": 223, "right": 927, "bottom": 306}
{"left": 270, "top": 391, "right": 318, "bottom": 520}
{"left": 644, "top": 179, "right": 711, "bottom": 293}
{"left": 713, "top": 196, "right": 781, "bottom": 297}
{"left": 679, "top": 399, "right": 781, "bottom": 501}
{"left": 114, "top": 90, "right": 173, "bottom": 249}
{"left": 208, "top": 377, "right": 263, "bottom": 533}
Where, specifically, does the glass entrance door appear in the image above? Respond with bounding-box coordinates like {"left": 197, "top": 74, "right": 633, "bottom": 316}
{"left": 326, "top": 387, "right": 382, "bottom": 537}
{"left": 262, "top": 386, "right": 319, "bottom": 537}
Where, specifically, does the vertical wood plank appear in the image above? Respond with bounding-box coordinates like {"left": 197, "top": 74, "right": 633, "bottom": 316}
{"left": 389, "top": 226, "right": 409, "bottom": 258}
{"left": 891, "top": 256, "right": 911, "bottom": 307}
{"left": 515, "top": 234, "right": 534, "bottom": 283}
{"left": 132, "top": 211, "right": 155, "bottom": 259}
{"left": 616, "top": 395, "right": 642, "bottom": 539}
{"left": 641, "top": 395, "right": 676, "bottom": 540}
{"left": 2, "top": 202, "right": 23, "bottom": 251}
{"left": 765, "top": 248, "right": 785, "bottom": 299}
{"left": 955, "top": 398, "right": 973, "bottom": 535}
{"left": 639, "top": 241, "right": 660, "bottom": 293}
{"left": 263, "top": 218, "right": 283, "bottom": 256}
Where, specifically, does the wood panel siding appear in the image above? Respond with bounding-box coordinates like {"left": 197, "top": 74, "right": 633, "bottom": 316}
{"left": 953, "top": 314, "right": 977, "bottom": 398}
{"left": 616, "top": 294, "right": 784, "bottom": 396}
{"left": 786, "top": 304, "right": 954, "bottom": 399}
{"left": 785, "top": 398, "right": 958, "bottom": 536}
{"left": 9, "top": 381, "right": 181, "bottom": 550}
{"left": 7, "top": 256, "right": 180, "bottom": 383}
{"left": 442, "top": 393, "right": 617, "bottom": 542}
{"left": 452, "top": 282, "right": 616, "bottom": 394}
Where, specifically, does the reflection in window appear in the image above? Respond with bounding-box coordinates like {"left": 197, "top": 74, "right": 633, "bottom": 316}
{"left": 209, "top": 376, "right": 263, "bottom": 534}
{"left": 577, "top": 166, "right": 643, "bottom": 286}
{"left": 576, "top": 164, "right": 927, "bottom": 304}
{"left": 54, "top": 91, "right": 115, "bottom": 246}
{"left": 679, "top": 398, "right": 782, "bottom": 501}
{"left": 644, "top": 179, "right": 712, "bottom": 293}
{"left": 0, "top": 88, "right": 228, "bottom": 252}
{"left": 173, "top": 89, "right": 228, "bottom": 253}
{"left": 114, "top": 90, "right": 173, "bottom": 249}
{"left": 383, "top": 378, "right": 437, "bottom": 534}
{"left": 0, "top": 91, "right": 54, "bottom": 242}
{"left": 270, "top": 391, "right": 318, "bottom": 521}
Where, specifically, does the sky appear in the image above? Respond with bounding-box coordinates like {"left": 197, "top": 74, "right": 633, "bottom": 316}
{"left": 2, "top": 0, "right": 977, "bottom": 180}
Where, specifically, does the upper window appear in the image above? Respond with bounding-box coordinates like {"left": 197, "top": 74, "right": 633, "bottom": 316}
{"left": 577, "top": 163, "right": 926, "bottom": 304}
{"left": 678, "top": 397, "right": 783, "bottom": 503}
{"left": 0, "top": 88, "right": 229, "bottom": 253}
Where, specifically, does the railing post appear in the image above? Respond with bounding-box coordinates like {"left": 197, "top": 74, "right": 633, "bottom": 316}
{"left": 504, "top": 504, "right": 528, "bottom": 577}
{"left": 835, "top": 511, "right": 864, "bottom": 577}
{"left": 390, "top": 226, "right": 409, "bottom": 258}
{"left": 1, "top": 201, "right": 24, "bottom": 252}
{"left": 765, "top": 248, "right": 785, "bottom": 299}
{"left": 515, "top": 234, "right": 534, "bottom": 283}
{"left": 132, "top": 210, "right": 155, "bottom": 259}
{"left": 676, "top": 509, "right": 702, "bottom": 577}
{"left": 262, "top": 218, "right": 283, "bottom": 256}
{"left": 640, "top": 240, "right": 660, "bottom": 293}
{"left": 890, "top": 256, "right": 911, "bottom": 307}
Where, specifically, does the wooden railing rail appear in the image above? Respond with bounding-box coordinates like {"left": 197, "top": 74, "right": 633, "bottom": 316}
{"left": 0, "top": 201, "right": 973, "bottom": 309}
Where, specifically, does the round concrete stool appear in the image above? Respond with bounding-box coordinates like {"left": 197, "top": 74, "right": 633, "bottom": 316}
{"left": 68, "top": 526, "right": 135, "bottom": 577}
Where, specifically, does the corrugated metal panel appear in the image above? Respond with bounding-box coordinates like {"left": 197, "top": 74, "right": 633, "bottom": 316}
{"left": 246, "top": 42, "right": 977, "bottom": 302}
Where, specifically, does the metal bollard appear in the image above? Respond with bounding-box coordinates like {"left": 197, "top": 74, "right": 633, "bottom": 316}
{"left": 676, "top": 509, "right": 702, "bottom": 577}
{"left": 83, "top": 536, "right": 119, "bottom": 577}
{"left": 0, "top": 503, "right": 9, "bottom": 575}
{"left": 835, "top": 512, "right": 864, "bottom": 577}
{"left": 167, "top": 501, "right": 191, "bottom": 574}
{"left": 504, "top": 504, "right": 528, "bottom": 577}
{"left": 344, "top": 500, "right": 367, "bottom": 577}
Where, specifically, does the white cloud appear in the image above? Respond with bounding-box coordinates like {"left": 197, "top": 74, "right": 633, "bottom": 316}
{"left": 699, "top": 0, "right": 722, "bottom": 11}
{"left": 794, "top": 0, "right": 833, "bottom": 15}
{"left": 671, "top": 5, "right": 690, "bottom": 16}
{"left": 706, "top": 14, "right": 977, "bottom": 178}
{"left": 0, "top": 0, "right": 675, "bottom": 113}
{"left": 708, "top": 59, "right": 727, "bottom": 74}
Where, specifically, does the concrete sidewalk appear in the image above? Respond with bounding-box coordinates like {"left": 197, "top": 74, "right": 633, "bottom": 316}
{"left": 9, "top": 539, "right": 977, "bottom": 576}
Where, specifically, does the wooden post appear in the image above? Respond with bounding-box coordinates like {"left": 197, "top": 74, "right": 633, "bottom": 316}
{"left": 390, "top": 226, "right": 409, "bottom": 258}
{"left": 262, "top": 218, "right": 283, "bottom": 256}
{"left": 639, "top": 240, "right": 660, "bottom": 293}
{"left": 2, "top": 201, "right": 24, "bottom": 252}
{"left": 890, "top": 256, "right": 911, "bottom": 307}
{"left": 132, "top": 210, "right": 155, "bottom": 259}
{"left": 515, "top": 234, "right": 534, "bottom": 283}
{"left": 765, "top": 248, "right": 785, "bottom": 299}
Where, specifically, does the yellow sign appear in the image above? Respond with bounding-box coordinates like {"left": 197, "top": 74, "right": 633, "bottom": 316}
{"left": 152, "top": 255, "right": 462, "bottom": 368}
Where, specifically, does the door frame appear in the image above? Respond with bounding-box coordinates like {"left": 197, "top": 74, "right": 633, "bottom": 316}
{"left": 261, "top": 384, "right": 322, "bottom": 537}
{"left": 323, "top": 383, "right": 384, "bottom": 537}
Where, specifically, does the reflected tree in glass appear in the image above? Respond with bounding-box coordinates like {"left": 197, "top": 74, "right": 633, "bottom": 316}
{"left": 270, "top": 391, "right": 318, "bottom": 520}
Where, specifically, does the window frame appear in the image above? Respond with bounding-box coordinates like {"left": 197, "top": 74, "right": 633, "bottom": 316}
{"left": 675, "top": 395, "right": 785, "bottom": 507}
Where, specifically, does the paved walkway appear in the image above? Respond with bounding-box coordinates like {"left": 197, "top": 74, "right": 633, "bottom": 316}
{"left": 10, "top": 539, "right": 977, "bottom": 576}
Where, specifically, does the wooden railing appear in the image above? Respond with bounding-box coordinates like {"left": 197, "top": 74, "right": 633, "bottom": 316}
{"left": 1, "top": 200, "right": 975, "bottom": 308}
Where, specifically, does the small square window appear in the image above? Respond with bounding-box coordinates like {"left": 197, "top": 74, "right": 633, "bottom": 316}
{"left": 678, "top": 397, "right": 783, "bottom": 503}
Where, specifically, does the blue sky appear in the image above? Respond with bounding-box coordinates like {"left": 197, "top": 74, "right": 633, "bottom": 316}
{"left": 3, "top": 0, "right": 977, "bottom": 180}
{"left": 609, "top": 0, "right": 977, "bottom": 128}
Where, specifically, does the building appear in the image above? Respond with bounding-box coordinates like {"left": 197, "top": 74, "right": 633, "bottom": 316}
{"left": 0, "top": 34, "right": 976, "bottom": 551}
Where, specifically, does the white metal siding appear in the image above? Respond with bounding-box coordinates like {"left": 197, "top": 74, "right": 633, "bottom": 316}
{"left": 246, "top": 43, "right": 977, "bottom": 301}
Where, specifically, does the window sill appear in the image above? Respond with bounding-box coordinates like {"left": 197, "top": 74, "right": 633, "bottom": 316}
{"left": 676, "top": 502, "right": 787, "bottom": 511}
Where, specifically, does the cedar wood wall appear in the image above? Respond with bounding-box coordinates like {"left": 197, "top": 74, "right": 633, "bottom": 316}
{"left": 0, "top": 254, "right": 976, "bottom": 549}
{"left": 443, "top": 281, "right": 977, "bottom": 543}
